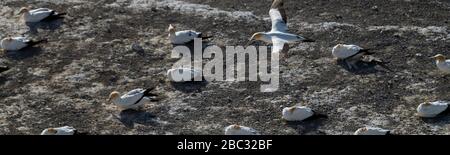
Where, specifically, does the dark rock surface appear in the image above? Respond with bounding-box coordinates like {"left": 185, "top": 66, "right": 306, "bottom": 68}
{"left": 0, "top": 0, "right": 449, "bottom": 135}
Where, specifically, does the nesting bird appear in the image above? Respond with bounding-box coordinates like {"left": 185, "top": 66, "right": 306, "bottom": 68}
{"left": 354, "top": 127, "right": 390, "bottom": 135}
{"left": 168, "top": 24, "right": 212, "bottom": 45}
{"left": 18, "top": 6, "right": 66, "bottom": 23}
{"left": 108, "top": 88, "right": 158, "bottom": 110}
{"left": 417, "top": 101, "right": 449, "bottom": 118}
{"left": 1, "top": 36, "right": 47, "bottom": 51}
{"left": 41, "top": 126, "right": 77, "bottom": 135}
{"left": 431, "top": 54, "right": 450, "bottom": 74}
{"left": 332, "top": 44, "right": 372, "bottom": 60}
{"left": 332, "top": 44, "right": 391, "bottom": 71}
{"left": 167, "top": 68, "right": 203, "bottom": 82}
{"left": 224, "top": 124, "right": 260, "bottom": 135}
{"left": 246, "top": 0, "right": 314, "bottom": 57}
{"left": 281, "top": 106, "right": 324, "bottom": 121}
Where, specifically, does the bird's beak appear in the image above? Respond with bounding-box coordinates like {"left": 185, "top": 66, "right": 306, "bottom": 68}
{"left": 245, "top": 39, "right": 254, "bottom": 47}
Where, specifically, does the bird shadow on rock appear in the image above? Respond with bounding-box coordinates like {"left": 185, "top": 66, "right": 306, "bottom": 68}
{"left": 24, "top": 18, "right": 64, "bottom": 34}
{"left": 337, "top": 59, "right": 382, "bottom": 75}
{"left": 4, "top": 47, "right": 42, "bottom": 60}
{"left": 284, "top": 117, "right": 327, "bottom": 135}
{"left": 113, "top": 109, "right": 158, "bottom": 129}
{"left": 170, "top": 80, "right": 208, "bottom": 93}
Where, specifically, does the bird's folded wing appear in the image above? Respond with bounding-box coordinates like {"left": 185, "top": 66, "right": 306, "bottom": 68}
{"left": 270, "top": 0, "right": 288, "bottom": 32}
{"left": 29, "top": 10, "right": 53, "bottom": 20}
{"left": 14, "top": 37, "right": 30, "bottom": 43}
{"left": 124, "top": 89, "right": 145, "bottom": 96}
{"left": 30, "top": 8, "right": 52, "bottom": 13}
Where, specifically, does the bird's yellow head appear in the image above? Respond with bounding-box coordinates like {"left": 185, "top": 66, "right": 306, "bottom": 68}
{"left": 431, "top": 54, "right": 446, "bottom": 62}
{"left": 18, "top": 6, "right": 31, "bottom": 15}
{"left": 231, "top": 124, "right": 241, "bottom": 130}
{"left": 246, "top": 32, "right": 265, "bottom": 46}
{"left": 47, "top": 128, "right": 58, "bottom": 134}
{"left": 108, "top": 91, "right": 120, "bottom": 103}
{"left": 287, "top": 106, "right": 297, "bottom": 114}
{"left": 168, "top": 24, "right": 176, "bottom": 33}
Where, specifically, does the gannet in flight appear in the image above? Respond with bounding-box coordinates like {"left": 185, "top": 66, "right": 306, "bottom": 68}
{"left": 417, "top": 101, "right": 449, "bottom": 118}
{"left": 167, "top": 68, "right": 203, "bottom": 82}
{"left": 168, "top": 24, "right": 212, "bottom": 45}
{"left": 0, "top": 36, "right": 47, "bottom": 51}
{"left": 18, "top": 6, "right": 66, "bottom": 23}
{"left": 224, "top": 124, "right": 260, "bottom": 135}
{"left": 41, "top": 126, "right": 77, "bottom": 135}
{"left": 431, "top": 54, "right": 450, "bottom": 74}
{"left": 354, "top": 127, "right": 390, "bottom": 135}
{"left": 282, "top": 105, "right": 327, "bottom": 121}
{"left": 246, "top": 0, "right": 314, "bottom": 57}
{"left": 108, "top": 88, "right": 158, "bottom": 110}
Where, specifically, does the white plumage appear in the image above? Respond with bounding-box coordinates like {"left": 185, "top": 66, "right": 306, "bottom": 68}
{"left": 1, "top": 37, "right": 30, "bottom": 51}
{"left": 432, "top": 54, "right": 450, "bottom": 73}
{"left": 247, "top": 0, "right": 314, "bottom": 54}
{"left": 332, "top": 44, "right": 364, "bottom": 59}
{"left": 354, "top": 127, "right": 390, "bottom": 135}
{"left": 20, "top": 7, "right": 57, "bottom": 23}
{"left": 108, "top": 89, "right": 154, "bottom": 110}
{"left": 282, "top": 106, "right": 314, "bottom": 121}
{"left": 41, "top": 126, "right": 76, "bottom": 135}
{"left": 168, "top": 24, "right": 205, "bottom": 44}
{"left": 167, "top": 68, "right": 202, "bottom": 82}
{"left": 224, "top": 125, "right": 260, "bottom": 135}
{"left": 417, "top": 101, "right": 449, "bottom": 118}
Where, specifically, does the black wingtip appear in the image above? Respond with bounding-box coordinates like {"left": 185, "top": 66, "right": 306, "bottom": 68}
{"left": 303, "top": 38, "right": 315, "bottom": 42}
{"left": 143, "top": 88, "right": 158, "bottom": 97}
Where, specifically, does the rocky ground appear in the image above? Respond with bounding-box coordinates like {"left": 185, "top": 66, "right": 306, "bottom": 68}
{"left": 0, "top": 0, "right": 449, "bottom": 135}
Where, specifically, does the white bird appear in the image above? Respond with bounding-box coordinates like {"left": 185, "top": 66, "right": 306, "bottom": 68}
{"left": 332, "top": 44, "right": 392, "bottom": 71}
{"left": 332, "top": 44, "right": 372, "bottom": 59}
{"left": 354, "top": 127, "right": 390, "bottom": 135}
{"left": 1, "top": 36, "right": 47, "bottom": 51}
{"left": 224, "top": 124, "right": 260, "bottom": 135}
{"left": 41, "top": 126, "right": 77, "bottom": 135}
{"left": 168, "top": 24, "right": 212, "bottom": 45}
{"left": 167, "top": 68, "right": 203, "bottom": 82}
{"left": 431, "top": 54, "right": 450, "bottom": 74}
{"left": 282, "top": 106, "right": 314, "bottom": 121}
{"left": 108, "top": 88, "right": 158, "bottom": 110}
{"left": 18, "top": 6, "right": 66, "bottom": 23}
{"left": 246, "top": 0, "right": 314, "bottom": 57}
{"left": 417, "top": 101, "right": 449, "bottom": 118}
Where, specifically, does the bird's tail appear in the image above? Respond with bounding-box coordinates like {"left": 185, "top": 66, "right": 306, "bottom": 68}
{"left": 198, "top": 33, "right": 213, "bottom": 40}
{"left": 42, "top": 12, "right": 66, "bottom": 22}
{"left": 28, "top": 39, "right": 48, "bottom": 47}
{"left": 143, "top": 88, "right": 158, "bottom": 97}
{"left": 301, "top": 36, "right": 315, "bottom": 42}
{"left": 360, "top": 49, "right": 376, "bottom": 55}
{"left": 55, "top": 12, "right": 67, "bottom": 17}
